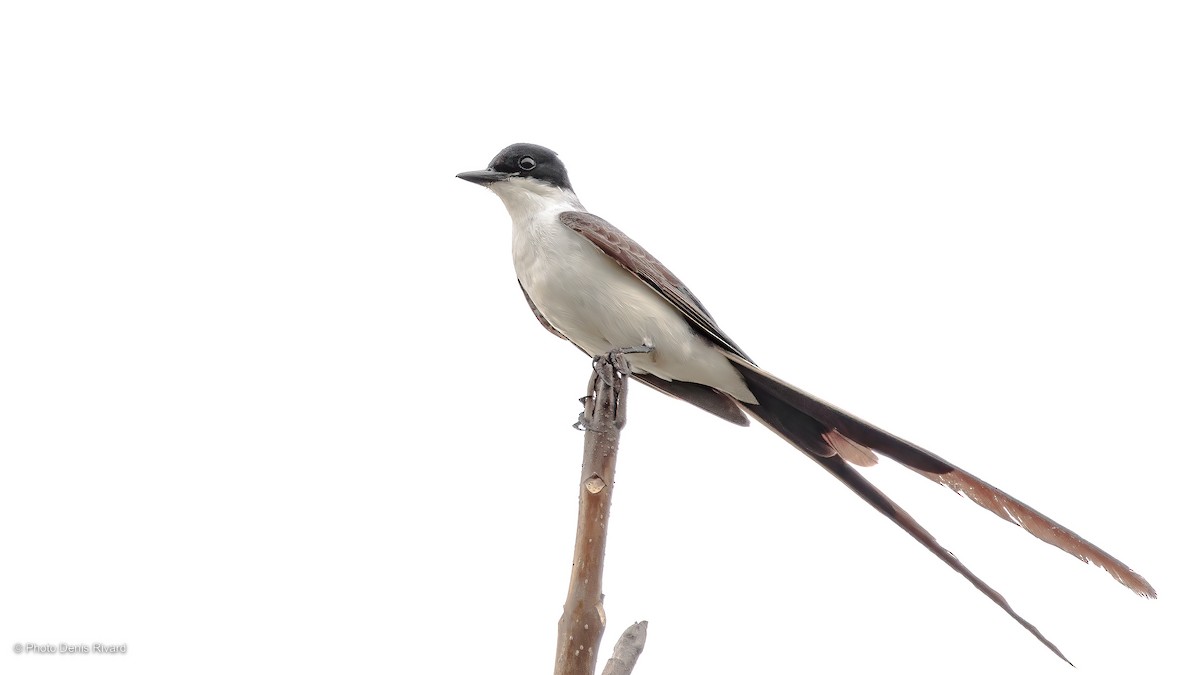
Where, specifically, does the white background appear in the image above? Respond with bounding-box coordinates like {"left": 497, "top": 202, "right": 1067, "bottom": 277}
{"left": 2, "top": 2, "right": 1196, "bottom": 674}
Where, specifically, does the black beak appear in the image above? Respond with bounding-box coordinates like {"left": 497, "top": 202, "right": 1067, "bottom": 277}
{"left": 456, "top": 169, "right": 508, "bottom": 186}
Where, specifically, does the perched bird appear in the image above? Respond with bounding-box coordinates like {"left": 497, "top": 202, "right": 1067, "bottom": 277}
{"left": 457, "top": 142, "right": 1154, "bottom": 662}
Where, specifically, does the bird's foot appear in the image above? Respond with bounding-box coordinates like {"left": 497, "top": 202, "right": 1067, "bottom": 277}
{"left": 580, "top": 345, "right": 650, "bottom": 429}
{"left": 591, "top": 344, "right": 653, "bottom": 385}
{"left": 573, "top": 396, "right": 595, "bottom": 431}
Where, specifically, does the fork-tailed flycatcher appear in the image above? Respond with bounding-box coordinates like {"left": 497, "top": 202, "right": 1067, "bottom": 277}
{"left": 457, "top": 142, "right": 1154, "bottom": 663}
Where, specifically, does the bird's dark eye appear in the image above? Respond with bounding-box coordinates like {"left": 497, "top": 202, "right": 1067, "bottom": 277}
{"left": 517, "top": 156, "right": 537, "bottom": 171}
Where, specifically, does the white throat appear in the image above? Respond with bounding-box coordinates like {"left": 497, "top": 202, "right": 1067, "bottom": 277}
{"left": 488, "top": 177, "right": 583, "bottom": 225}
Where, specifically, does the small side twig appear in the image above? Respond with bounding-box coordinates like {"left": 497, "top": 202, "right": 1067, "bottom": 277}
{"left": 554, "top": 350, "right": 640, "bottom": 675}
{"left": 600, "top": 621, "right": 648, "bottom": 675}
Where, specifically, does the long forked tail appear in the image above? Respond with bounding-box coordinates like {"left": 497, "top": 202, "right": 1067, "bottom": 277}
{"left": 728, "top": 356, "right": 1155, "bottom": 663}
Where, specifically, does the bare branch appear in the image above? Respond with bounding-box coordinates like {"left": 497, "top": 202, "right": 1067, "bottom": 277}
{"left": 554, "top": 352, "right": 629, "bottom": 675}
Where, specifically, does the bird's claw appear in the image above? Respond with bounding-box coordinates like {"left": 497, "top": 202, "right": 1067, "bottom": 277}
{"left": 573, "top": 396, "right": 595, "bottom": 431}
{"left": 591, "top": 344, "right": 653, "bottom": 385}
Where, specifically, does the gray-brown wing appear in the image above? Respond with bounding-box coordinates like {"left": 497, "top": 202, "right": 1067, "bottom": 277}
{"left": 559, "top": 211, "right": 753, "bottom": 363}
{"left": 632, "top": 372, "right": 749, "bottom": 426}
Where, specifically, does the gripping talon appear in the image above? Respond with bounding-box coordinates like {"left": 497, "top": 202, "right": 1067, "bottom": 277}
{"left": 591, "top": 355, "right": 620, "bottom": 387}
{"left": 604, "top": 344, "right": 653, "bottom": 377}
{"left": 578, "top": 345, "right": 653, "bottom": 429}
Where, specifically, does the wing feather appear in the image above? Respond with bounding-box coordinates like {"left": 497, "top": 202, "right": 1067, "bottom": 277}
{"left": 559, "top": 211, "right": 752, "bottom": 361}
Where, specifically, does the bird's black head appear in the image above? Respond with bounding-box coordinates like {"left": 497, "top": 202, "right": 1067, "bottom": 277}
{"left": 457, "top": 143, "right": 573, "bottom": 191}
